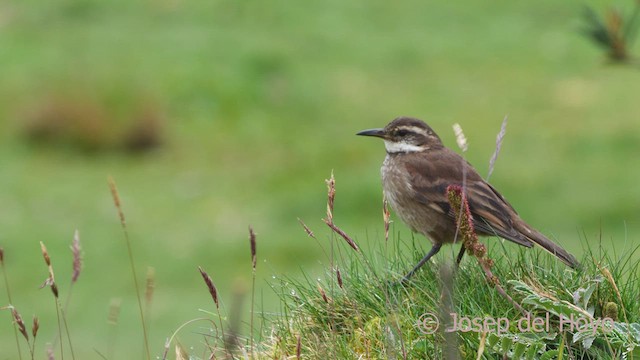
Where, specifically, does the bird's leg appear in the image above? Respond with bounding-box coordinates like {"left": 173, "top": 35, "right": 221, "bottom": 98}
{"left": 455, "top": 245, "right": 466, "bottom": 268}
{"left": 402, "top": 243, "right": 442, "bottom": 283}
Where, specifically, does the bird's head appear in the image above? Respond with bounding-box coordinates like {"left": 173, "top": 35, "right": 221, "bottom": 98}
{"left": 357, "top": 116, "right": 443, "bottom": 153}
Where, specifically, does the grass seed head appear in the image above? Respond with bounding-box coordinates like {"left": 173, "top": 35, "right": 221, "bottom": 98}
{"left": 51, "top": 282, "right": 59, "bottom": 298}
{"left": 383, "top": 198, "right": 391, "bottom": 242}
{"left": 11, "top": 307, "right": 28, "bottom": 341}
{"left": 32, "top": 315, "right": 40, "bottom": 338}
{"left": 249, "top": 226, "right": 257, "bottom": 270}
{"left": 317, "top": 283, "right": 329, "bottom": 303}
{"left": 452, "top": 123, "right": 468, "bottom": 152}
{"left": 325, "top": 171, "right": 336, "bottom": 222}
{"left": 198, "top": 266, "right": 219, "bottom": 308}
{"left": 297, "top": 218, "right": 316, "bottom": 240}
{"left": 323, "top": 219, "right": 360, "bottom": 252}
{"left": 108, "top": 176, "right": 126, "bottom": 226}
{"left": 47, "top": 346, "right": 55, "bottom": 360}
{"left": 40, "top": 241, "right": 51, "bottom": 267}
{"left": 487, "top": 115, "right": 508, "bottom": 181}
{"left": 71, "top": 229, "right": 82, "bottom": 283}
{"left": 107, "top": 298, "right": 122, "bottom": 326}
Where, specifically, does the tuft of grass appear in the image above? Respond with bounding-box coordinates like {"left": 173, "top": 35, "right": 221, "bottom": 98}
{"left": 266, "top": 228, "right": 640, "bottom": 359}
{"left": 262, "top": 175, "right": 639, "bottom": 359}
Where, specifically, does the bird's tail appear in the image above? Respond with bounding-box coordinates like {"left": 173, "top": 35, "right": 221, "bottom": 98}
{"left": 518, "top": 222, "right": 580, "bottom": 269}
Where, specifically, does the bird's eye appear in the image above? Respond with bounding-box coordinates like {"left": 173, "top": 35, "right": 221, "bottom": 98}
{"left": 396, "top": 129, "right": 409, "bottom": 137}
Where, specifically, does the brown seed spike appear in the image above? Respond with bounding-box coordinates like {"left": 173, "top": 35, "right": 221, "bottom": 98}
{"left": 0, "top": 247, "right": 4, "bottom": 264}
{"left": 296, "top": 334, "right": 301, "bottom": 359}
{"left": 32, "top": 315, "right": 40, "bottom": 338}
{"left": 336, "top": 267, "right": 343, "bottom": 289}
{"left": 11, "top": 307, "right": 28, "bottom": 341}
{"left": 317, "top": 283, "right": 329, "bottom": 303}
{"left": 323, "top": 219, "right": 360, "bottom": 252}
{"left": 198, "top": 266, "right": 219, "bottom": 308}
{"left": 51, "top": 282, "right": 59, "bottom": 299}
{"left": 40, "top": 241, "right": 51, "bottom": 266}
{"left": 249, "top": 226, "right": 257, "bottom": 270}
{"left": 108, "top": 176, "right": 126, "bottom": 226}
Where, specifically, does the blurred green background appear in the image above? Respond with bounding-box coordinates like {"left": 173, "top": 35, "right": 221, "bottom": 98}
{"left": 1, "top": 0, "right": 639, "bottom": 357}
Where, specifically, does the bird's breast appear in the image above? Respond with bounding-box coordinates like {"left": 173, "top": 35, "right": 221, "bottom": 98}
{"left": 380, "top": 154, "right": 457, "bottom": 245}
{"left": 381, "top": 156, "right": 437, "bottom": 238}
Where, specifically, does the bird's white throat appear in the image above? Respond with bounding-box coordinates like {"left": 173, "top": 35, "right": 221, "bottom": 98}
{"left": 384, "top": 140, "right": 424, "bottom": 153}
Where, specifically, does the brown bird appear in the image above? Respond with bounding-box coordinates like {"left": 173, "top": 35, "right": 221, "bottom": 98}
{"left": 357, "top": 116, "right": 579, "bottom": 281}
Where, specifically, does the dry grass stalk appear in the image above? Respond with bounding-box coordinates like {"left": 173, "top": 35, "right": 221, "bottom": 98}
{"left": 39, "top": 239, "right": 75, "bottom": 360}
{"left": 599, "top": 266, "right": 630, "bottom": 325}
{"left": 198, "top": 266, "right": 219, "bottom": 308}
{"left": 71, "top": 230, "right": 82, "bottom": 284}
{"left": 452, "top": 123, "right": 468, "bottom": 152}
{"left": 39, "top": 241, "right": 58, "bottom": 299}
{"left": 325, "top": 172, "right": 336, "bottom": 222}
{"left": 1, "top": 247, "right": 23, "bottom": 360}
{"left": 487, "top": 115, "right": 508, "bottom": 181}
{"left": 108, "top": 176, "right": 126, "bottom": 227}
{"left": 446, "top": 185, "right": 525, "bottom": 314}
{"left": 383, "top": 198, "right": 391, "bottom": 242}
{"left": 317, "top": 283, "right": 330, "bottom": 304}
{"left": 322, "top": 173, "right": 360, "bottom": 252}
{"left": 296, "top": 335, "right": 301, "bottom": 359}
{"left": 323, "top": 220, "right": 360, "bottom": 252}
{"left": 297, "top": 218, "right": 316, "bottom": 240}
{"left": 476, "top": 331, "right": 488, "bottom": 360}
{"left": 249, "top": 226, "right": 257, "bottom": 360}
{"left": 175, "top": 342, "right": 189, "bottom": 360}
{"left": 249, "top": 226, "right": 257, "bottom": 270}
{"left": 144, "top": 266, "right": 155, "bottom": 339}
{"left": 64, "top": 230, "right": 83, "bottom": 316}
{"left": 107, "top": 176, "right": 151, "bottom": 360}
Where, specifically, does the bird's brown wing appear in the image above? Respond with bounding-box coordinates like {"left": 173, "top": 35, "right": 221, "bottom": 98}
{"left": 406, "top": 150, "right": 533, "bottom": 248}
{"left": 464, "top": 181, "right": 533, "bottom": 247}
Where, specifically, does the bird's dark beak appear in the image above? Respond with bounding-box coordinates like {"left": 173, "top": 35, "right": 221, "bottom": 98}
{"left": 356, "top": 128, "right": 386, "bottom": 138}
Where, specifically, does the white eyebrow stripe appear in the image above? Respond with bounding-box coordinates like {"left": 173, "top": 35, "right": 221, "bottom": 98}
{"left": 396, "top": 126, "right": 429, "bottom": 137}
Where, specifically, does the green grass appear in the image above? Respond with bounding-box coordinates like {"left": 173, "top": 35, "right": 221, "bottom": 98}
{"left": 265, "top": 228, "right": 640, "bottom": 359}
{"left": 1, "top": 0, "right": 639, "bottom": 357}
